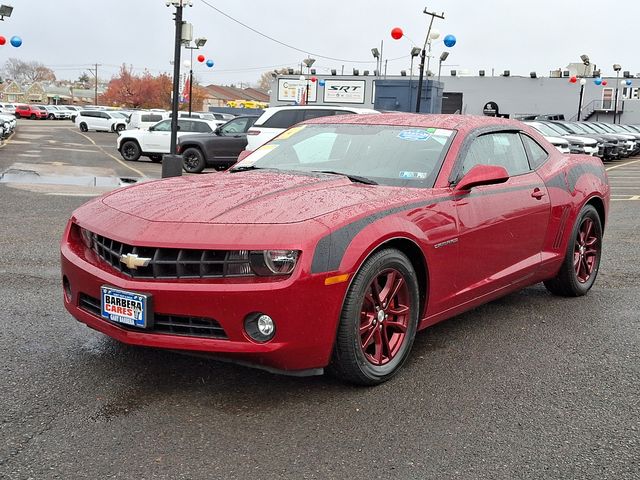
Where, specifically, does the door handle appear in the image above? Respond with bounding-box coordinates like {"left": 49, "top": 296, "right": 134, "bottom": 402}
{"left": 531, "top": 188, "right": 546, "bottom": 199}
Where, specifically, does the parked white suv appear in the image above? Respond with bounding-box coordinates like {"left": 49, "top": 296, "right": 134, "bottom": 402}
{"left": 75, "top": 110, "right": 128, "bottom": 132}
{"left": 117, "top": 117, "right": 220, "bottom": 162}
{"left": 126, "top": 111, "right": 169, "bottom": 130}
{"left": 245, "top": 105, "right": 378, "bottom": 152}
{"left": 44, "top": 105, "right": 70, "bottom": 120}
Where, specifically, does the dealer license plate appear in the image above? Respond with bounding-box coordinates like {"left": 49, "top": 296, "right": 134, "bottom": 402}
{"left": 101, "top": 286, "right": 149, "bottom": 328}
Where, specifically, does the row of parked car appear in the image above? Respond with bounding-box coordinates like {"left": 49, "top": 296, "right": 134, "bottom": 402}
{"left": 116, "top": 105, "right": 377, "bottom": 173}
{"left": 525, "top": 120, "right": 640, "bottom": 161}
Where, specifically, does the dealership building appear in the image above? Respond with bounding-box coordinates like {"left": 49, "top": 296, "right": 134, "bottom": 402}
{"left": 270, "top": 71, "right": 640, "bottom": 123}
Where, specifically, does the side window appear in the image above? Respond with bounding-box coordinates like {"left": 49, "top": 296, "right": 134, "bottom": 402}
{"left": 194, "top": 121, "right": 212, "bottom": 133}
{"left": 100, "top": 112, "right": 110, "bottom": 119}
{"left": 521, "top": 134, "right": 549, "bottom": 169}
{"left": 262, "top": 110, "right": 303, "bottom": 129}
{"left": 141, "top": 114, "right": 163, "bottom": 123}
{"left": 153, "top": 120, "right": 172, "bottom": 131}
{"left": 302, "top": 109, "right": 336, "bottom": 121}
{"left": 462, "top": 132, "right": 531, "bottom": 177}
{"left": 221, "top": 118, "right": 249, "bottom": 134}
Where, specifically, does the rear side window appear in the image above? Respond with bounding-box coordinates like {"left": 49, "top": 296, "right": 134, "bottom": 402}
{"left": 80, "top": 111, "right": 95, "bottom": 117}
{"left": 521, "top": 134, "right": 549, "bottom": 169}
{"left": 141, "top": 114, "right": 163, "bottom": 123}
{"left": 261, "top": 110, "right": 303, "bottom": 129}
{"left": 303, "top": 109, "right": 337, "bottom": 121}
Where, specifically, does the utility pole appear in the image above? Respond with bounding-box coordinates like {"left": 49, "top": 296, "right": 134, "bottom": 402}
{"left": 415, "top": 8, "right": 444, "bottom": 113}
{"left": 86, "top": 63, "right": 101, "bottom": 106}
{"left": 163, "top": 0, "right": 191, "bottom": 179}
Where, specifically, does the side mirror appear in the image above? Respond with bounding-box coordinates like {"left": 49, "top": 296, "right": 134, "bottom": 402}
{"left": 454, "top": 164, "right": 510, "bottom": 192}
{"left": 214, "top": 127, "right": 222, "bottom": 135}
{"left": 148, "top": 126, "right": 155, "bottom": 131}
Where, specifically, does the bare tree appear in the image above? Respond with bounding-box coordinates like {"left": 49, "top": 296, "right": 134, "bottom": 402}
{"left": 255, "top": 68, "right": 288, "bottom": 91}
{"left": 3, "top": 58, "right": 56, "bottom": 83}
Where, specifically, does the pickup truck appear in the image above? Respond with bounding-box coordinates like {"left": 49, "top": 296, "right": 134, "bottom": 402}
{"left": 177, "top": 115, "right": 259, "bottom": 173}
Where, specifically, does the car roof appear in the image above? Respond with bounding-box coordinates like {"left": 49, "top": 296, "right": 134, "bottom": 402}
{"left": 301, "top": 113, "right": 526, "bottom": 131}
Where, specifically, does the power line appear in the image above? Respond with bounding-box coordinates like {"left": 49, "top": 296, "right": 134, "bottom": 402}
{"left": 198, "top": 0, "right": 378, "bottom": 64}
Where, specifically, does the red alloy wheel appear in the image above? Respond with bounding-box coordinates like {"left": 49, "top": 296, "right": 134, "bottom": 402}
{"left": 359, "top": 268, "right": 411, "bottom": 366}
{"left": 574, "top": 217, "right": 599, "bottom": 283}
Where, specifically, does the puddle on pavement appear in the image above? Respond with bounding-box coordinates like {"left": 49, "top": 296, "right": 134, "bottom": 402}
{"left": 0, "top": 167, "right": 142, "bottom": 188}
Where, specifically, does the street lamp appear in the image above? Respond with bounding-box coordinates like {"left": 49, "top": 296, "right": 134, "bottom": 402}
{"left": 437, "top": 51, "right": 449, "bottom": 82}
{"left": 163, "top": 0, "right": 193, "bottom": 179}
{"left": 408, "top": 47, "right": 421, "bottom": 108}
{"left": 185, "top": 37, "right": 207, "bottom": 116}
{"left": 613, "top": 63, "right": 622, "bottom": 124}
{"left": 0, "top": 4, "right": 13, "bottom": 20}
{"left": 371, "top": 48, "right": 380, "bottom": 76}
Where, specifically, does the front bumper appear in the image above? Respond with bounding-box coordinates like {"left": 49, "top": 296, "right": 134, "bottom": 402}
{"left": 60, "top": 226, "right": 347, "bottom": 373}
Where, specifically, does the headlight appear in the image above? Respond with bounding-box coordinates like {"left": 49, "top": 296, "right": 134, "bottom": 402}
{"left": 79, "top": 227, "right": 94, "bottom": 249}
{"left": 250, "top": 250, "right": 299, "bottom": 275}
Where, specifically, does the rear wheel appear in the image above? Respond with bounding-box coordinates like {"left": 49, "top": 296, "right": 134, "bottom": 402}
{"left": 182, "top": 147, "right": 206, "bottom": 173}
{"left": 544, "top": 204, "right": 602, "bottom": 297}
{"left": 115, "top": 123, "right": 126, "bottom": 132}
{"left": 79, "top": 122, "right": 88, "bottom": 132}
{"left": 149, "top": 154, "right": 162, "bottom": 163}
{"left": 330, "top": 249, "right": 419, "bottom": 385}
{"left": 120, "top": 140, "right": 141, "bottom": 161}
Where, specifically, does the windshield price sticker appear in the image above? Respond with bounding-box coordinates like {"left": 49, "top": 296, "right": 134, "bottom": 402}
{"left": 397, "top": 129, "right": 432, "bottom": 142}
{"left": 101, "top": 286, "right": 149, "bottom": 328}
{"left": 399, "top": 171, "right": 428, "bottom": 179}
{"left": 277, "top": 125, "right": 306, "bottom": 140}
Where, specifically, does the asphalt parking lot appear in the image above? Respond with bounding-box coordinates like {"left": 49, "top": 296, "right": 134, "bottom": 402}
{"left": 0, "top": 119, "right": 638, "bottom": 480}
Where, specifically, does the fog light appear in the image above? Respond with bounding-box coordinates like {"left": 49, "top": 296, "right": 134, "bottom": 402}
{"left": 244, "top": 313, "right": 276, "bottom": 342}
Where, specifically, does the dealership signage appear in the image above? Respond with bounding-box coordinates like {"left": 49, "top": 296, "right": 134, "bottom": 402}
{"left": 277, "top": 78, "right": 317, "bottom": 103}
{"left": 483, "top": 101, "right": 500, "bottom": 116}
{"left": 323, "top": 79, "right": 366, "bottom": 104}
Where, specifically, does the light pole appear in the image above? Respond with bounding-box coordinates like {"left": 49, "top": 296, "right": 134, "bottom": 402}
{"left": 437, "top": 51, "right": 449, "bottom": 82}
{"left": 163, "top": 0, "right": 193, "bottom": 179}
{"left": 613, "top": 64, "right": 622, "bottom": 124}
{"left": 371, "top": 48, "right": 380, "bottom": 76}
{"left": 302, "top": 58, "right": 315, "bottom": 104}
{"left": 185, "top": 37, "right": 207, "bottom": 117}
{"left": 409, "top": 47, "right": 421, "bottom": 109}
{"left": 577, "top": 78, "right": 586, "bottom": 121}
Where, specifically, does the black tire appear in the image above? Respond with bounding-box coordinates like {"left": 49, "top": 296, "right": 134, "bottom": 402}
{"left": 79, "top": 122, "right": 88, "bottom": 132}
{"left": 544, "top": 204, "right": 602, "bottom": 297}
{"left": 120, "top": 140, "right": 141, "bottom": 161}
{"left": 30, "top": 114, "right": 36, "bottom": 120}
{"left": 182, "top": 147, "right": 206, "bottom": 173}
{"left": 149, "top": 155, "right": 162, "bottom": 163}
{"left": 115, "top": 123, "right": 125, "bottom": 133}
{"left": 48, "top": 113, "right": 55, "bottom": 120}
{"left": 329, "top": 249, "right": 420, "bottom": 386}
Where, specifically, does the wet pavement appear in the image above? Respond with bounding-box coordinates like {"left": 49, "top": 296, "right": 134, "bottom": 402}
{"left": 0, "top": 120, "right": 638, "bottom": 479}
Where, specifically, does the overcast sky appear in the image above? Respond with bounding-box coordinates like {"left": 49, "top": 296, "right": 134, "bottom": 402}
{"left": 5, "top": 0, "right": 638, "bottom": 87}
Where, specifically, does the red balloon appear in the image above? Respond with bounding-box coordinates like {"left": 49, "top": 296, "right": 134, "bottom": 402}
{"left": 602, "top": 80, "right": 608, "bottom": 86}
{"left": 0, "top": 36, "right": 5, "bottom": 46}
{"left": 569, "top": 76, "right": 577, "bottom": 83}
{"left": 310, "top": 77, "right": 317, "bottom": 83}
{"left": 391, "top": 27, "right": 404, "bottom": 40}
{"left": 197, "top": 54, "right": 205, "bottom": 63}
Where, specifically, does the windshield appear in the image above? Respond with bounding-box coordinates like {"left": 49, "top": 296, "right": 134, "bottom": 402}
{"left": 540, "top": 122, "right": 572, "bottom": 136}
{"left": 232, "top": 124, "right": 454, "bottom": 188}
{"left": 568, "top": 123, "right": 592, "bottom": 134}
{"left": 528, "top": 122, "right": 561, "bottom": 137}
{"left": 109, "top": 112, "right": 126, "bottom": 118}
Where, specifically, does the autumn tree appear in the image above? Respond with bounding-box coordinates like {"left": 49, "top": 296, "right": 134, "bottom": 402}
{"left": 100, "top": 65, "right": 172, "bottom": 109}
{"left": 3, "top": 58, "right": 56, "bottom": 83}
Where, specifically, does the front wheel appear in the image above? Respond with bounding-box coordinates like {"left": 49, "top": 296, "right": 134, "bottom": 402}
{"left": 544, "top": 204, "right": 602, "bottom": 297}
{"left": 182, "top": 147, "right": 206, "bottom": 173}
{"left": 79, "top": 122, "right": 88, "bottom": 132}
{"left": 48, "top": 113, "right": 55, "bottom": 120}
{"left": 330, "top": 249, "right": 420, "bottom": 385}
{"left": 115, "top": 124, "right": 125, "bottom": 133}
{"left": 120, "top": 140, "right": 141, "bottom": 161}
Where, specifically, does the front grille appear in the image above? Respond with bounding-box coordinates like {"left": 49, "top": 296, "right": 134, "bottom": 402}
{"left": 90, "top": 233, "right": 253, "bottom": 279}
{"left": 78, "top": 293, "right": 228, "bottom": 339}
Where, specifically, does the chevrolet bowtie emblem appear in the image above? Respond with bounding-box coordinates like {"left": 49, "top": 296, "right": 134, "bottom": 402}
{"left": 120, "top": 253, "right": 152, "bottom": 270}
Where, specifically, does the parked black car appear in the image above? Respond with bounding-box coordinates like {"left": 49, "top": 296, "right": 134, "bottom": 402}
{"left": 177, "top": 115, "right": 259, "bottom": 173}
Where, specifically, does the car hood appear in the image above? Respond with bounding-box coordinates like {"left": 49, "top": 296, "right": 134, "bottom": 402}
{"left": 543, "top": 135, "right": 568, "bottom": 145}
{"left": 101, "top": 170, "right": 409, "bottom": 224}
{"left": 562, "top": 135, "right": 596, "bottom": 145}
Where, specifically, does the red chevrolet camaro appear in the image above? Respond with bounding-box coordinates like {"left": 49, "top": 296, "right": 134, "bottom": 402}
{"left": 61, "top": 114, "right": 610, "bottom": 385}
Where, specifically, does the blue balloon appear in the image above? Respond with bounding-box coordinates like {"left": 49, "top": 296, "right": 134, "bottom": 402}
{"left": 206, "top": 59, "right": 214, "bottom": 68}
{"left": 626, "top": 79, "right": 632, "bottom": 86}
{"left": 594, "top": 78, "right": 602, "bottom": 86}
{"left": 318, "top": 79, "right": 325, "bottom": 87}
{"left": 10, "top": 36, "right": 22, "bottom": 48}
{"left": 443, "top": 34, "right": 456, "bottom": 48}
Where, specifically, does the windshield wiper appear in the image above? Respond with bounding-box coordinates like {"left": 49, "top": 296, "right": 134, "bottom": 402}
{"left": 229, "top": 165, "right": 261, "bottom": 173}
{"left": 312, "top": 170, "right": 378, "bottom": 185}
